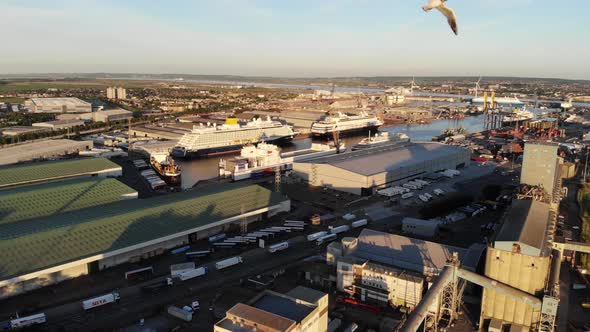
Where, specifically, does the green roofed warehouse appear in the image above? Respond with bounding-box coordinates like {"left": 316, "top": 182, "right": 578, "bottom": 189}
{"left": 0, "top": 184, "right": 290, "bottom": 299}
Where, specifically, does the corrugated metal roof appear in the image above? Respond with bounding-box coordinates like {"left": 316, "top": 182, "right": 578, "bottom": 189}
{"left": 0, "top": 178, "right": 136, "bottom": 225}
{"left": 0, "top": 184, "right": 284, "bottom": 281}
{"left": 225, "top": 303, "right": 295, "bottom": 331}
{"left": 253, "top": 293, "right": 314, "bottom": 323}
{"left": 352, "top": 229, "right": 468, "bottom": 276}
{"left": 495, "top": 199, "right": 550, "bottom": 252}
{"left": 0, "top": 158, "right": 120, "bottom": 188}
{"left": 301, "top": 142, "right": 469, "bottom": 176}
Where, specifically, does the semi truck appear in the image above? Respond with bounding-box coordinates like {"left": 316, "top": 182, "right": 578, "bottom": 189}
{"left": 8, "top": 313, "right": 47, "bottom": 329}
{"left": 330, "top": 225, "right": 350, "bottom": 235}
{"left": 316, "top": 234, "right": 337, "bottom": 246}
{"left": 141, "top": 277, "right": 173, "bottom": 293}
{"left": 208, "top": 233, "right": 226, "bottom": 243}
{"left": 215, "top": 256, "right": 243, "bottom": 270}
{"left": 82, "top": 292, "right": 120, "bottom": 310}
{"left": 268, "top": 241, "right": 289, "bottom": 253}
{"left": 167, "top": 305, "right": 192, "bottom": 322}
{"left": 177, "top": 267, "right": 208, "bottom": 281}
{"left": 307, "top": 231, "right": 328, "bottom": 242}
{"left": 351, "top": 219, "right": 368, "bottom": 228}
{"left": 170, "top": 262, "right": 196, "bottom": 277}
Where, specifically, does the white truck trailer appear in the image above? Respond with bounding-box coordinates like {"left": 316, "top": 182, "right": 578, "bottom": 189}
{"left": 215, "top": 256, "right": 243, "bottom": 270}
{"left": 82, "top": 292, "right": 120, "bottom": 310}
{"left": 268, "top": 241, "right": 289, "bottom": 253}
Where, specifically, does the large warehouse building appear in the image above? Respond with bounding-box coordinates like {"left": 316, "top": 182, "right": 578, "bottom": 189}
{"left": 24, "top": 97, "right": 92, "bottom": 113}
{"left": 0, "top": 139, "right": 93, "bottom": 166}
{"left": 0, "top": 184, "right": 289, "bottom": 299}
{"left": 0, "top": 158, "right": 121, "bottom": 188}
{"left": 293, "top": 142, "right": 470, "bottom": 195}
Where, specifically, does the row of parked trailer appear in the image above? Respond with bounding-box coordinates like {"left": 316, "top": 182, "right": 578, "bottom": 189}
{"left": 306, "top": 219, "right": 368, "bottom": 246}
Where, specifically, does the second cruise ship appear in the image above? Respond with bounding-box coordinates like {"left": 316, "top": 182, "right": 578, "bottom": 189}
{"left": 311, "top": 111, "right": 384, "bottom": 136}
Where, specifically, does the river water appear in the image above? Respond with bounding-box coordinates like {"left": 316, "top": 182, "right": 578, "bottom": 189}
{"left": 176, "top": 115, "right": 486, "bottom": 188}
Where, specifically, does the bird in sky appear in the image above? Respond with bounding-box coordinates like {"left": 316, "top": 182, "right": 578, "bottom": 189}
{"left": 422, "top": 0, "right": 458, "bottom": 35}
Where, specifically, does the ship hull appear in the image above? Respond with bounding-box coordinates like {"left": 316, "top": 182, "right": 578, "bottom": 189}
{"left": 311, "top": 125, "right": 380, "bottom": 137}
{"left": 172, "top": 135, "right": 293, "bottom": 159}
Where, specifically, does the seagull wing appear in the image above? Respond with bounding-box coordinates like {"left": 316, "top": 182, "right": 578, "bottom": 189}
{"left": 437, "top": 3, "right": 458, "bottom": 35}
{"left": 423, "top": 0, "right": 442, "bottom": 11}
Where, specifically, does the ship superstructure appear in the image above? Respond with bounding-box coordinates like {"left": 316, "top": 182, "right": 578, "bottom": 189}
{"left": 172, "top": 117, "right": 294, "bottom": 158}
{"left": 311, "top": 111, "right": 383, "bottom": 136}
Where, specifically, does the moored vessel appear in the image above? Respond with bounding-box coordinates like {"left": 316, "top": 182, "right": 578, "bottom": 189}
{"left": 172, "top": 117, "right": 294, "bottom": 159}
{"left": 311, "top": 111, "right": 383, "bottom": 136}
{"left": 150, "top": 152, "right": 181, "bottom": 186}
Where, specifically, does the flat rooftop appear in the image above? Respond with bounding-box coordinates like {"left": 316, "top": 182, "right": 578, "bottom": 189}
{"left": 0, "top": 139, "right": 93, "bottom": 166}
{"left": 300, "top": 142, "right": 468, "bottom": 176}
{"left": 496, "top": 199, "right": 550, "bottom": 252}
{"left": 28, "top": 97, "right": 90, "bottom": 107}
{"left": 252, "top": 293, "right": 314, "bottom": 323}
{"left": 0, "top": 178, "right": 136, "bottom": 225}
{"left": 0, "top": 184, "right": 285, "bottom": 281}
{"left": 218, "top": 303, "right": 295, "bottom": 332}
{"left": 352, "top": 229, "right": 484, "bottom": 275}
{"left": 0, "top": 158, "right": 120, "bottom": 188}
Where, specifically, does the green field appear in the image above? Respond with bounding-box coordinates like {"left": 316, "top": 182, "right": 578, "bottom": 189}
{"left": 578, "top": 185, "right": 590, "bottom": 268}
{"left": 0, "top": 97, "right": 26, "bottom": 104}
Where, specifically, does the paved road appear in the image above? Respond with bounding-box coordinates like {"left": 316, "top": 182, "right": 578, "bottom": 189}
{"left": 39, "top": 236, "right": 320, "bottom": 331}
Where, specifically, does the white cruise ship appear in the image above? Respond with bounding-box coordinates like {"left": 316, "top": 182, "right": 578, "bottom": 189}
{"left": 472, "top": 96, "right": 525, "bottom": 107}
{"left": 351, "top": 132, "right": 410, "bottom": 150}
{"left": 311, "top": 111, "right": 384, "bottom": 136}
{"left": 171, "top": 117, "right": 294, "bottom": 158}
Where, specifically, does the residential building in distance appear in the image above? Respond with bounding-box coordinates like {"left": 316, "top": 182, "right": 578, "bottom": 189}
{"left": 107, "top": 86, "right": 127, "bottom": 100}
{"left": 24, "top": 97, "right": 92, "bottom": 114}
{"left": 215, "top": 286, "right": 328, "bottom": 332}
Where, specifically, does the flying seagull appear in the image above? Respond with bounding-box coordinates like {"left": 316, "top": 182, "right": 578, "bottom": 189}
{"left": 422, "top": 0, "right": 458, "bottom": 35}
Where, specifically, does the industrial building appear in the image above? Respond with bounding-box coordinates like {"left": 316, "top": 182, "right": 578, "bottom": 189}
{"left": 32, "top": 119, "right": 85, "bottom": 130}
{"left": 0, "top": 126, "right": 51, "bottom": 137}
{"left": 402, "top": 217, "right": 441, "bottom": 237}
{"left": 335, "top": 229, "right": 485, "bottom": 311}
{"left": 0, "top": 139, "right": 93, "bottom": 166}
{"left": 215, "top": 286, "right": 328, "bottom": 332}
{"left": 106, "top": 86, "right": 127, "bottom": 100}
{"left": 93, "top": 108, "right": 133, "bottom": 122}
{"left": 24, "top": 97, "right": 92, "bottom": 113}
{"left": 0, "top": 184, "right": 290, "bottom": 299}
{"left": 293, "top": 142, "right": 470, "bottom": 195}
{"left": 0, "top": 157, "right": 121, "bottom": 188}
{"left": 56, "top": 108, "right": 133, "bottom": 123}
{"left": 479, "top": 142, "right": 562, "bottom": 331}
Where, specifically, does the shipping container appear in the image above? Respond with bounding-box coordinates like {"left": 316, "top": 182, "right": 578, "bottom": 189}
{"left": 216, "top": 256, "right": 243, "bottom": 270}
{"left": 170, "top": 262, "right": 196, "bottom": 277}
{"left": 9, "top": 313, "right": 47, "bottom": 329}
{"left": 316, "top": 234, "right": 337, "bottom": 245}
{"left": 307, "top": 231, "right": 328, "bottom": 242}
{"left": 185, "top": 250, "right": 212, "bottom": 259}
{"left": 177, "top": 267, "right": 208, "bottom": 281}
{"left": 82, "top": 292, "right": 120, "bottom": 310}
{"left": 330, "top": 225, "right": 350, "bottom": 235}
{"left": 124, "top": 266, "right": 153, "bottom": 280}
{"left": 167, "top": 306, "right": 192, "bottom": 322}
{"left": 351, "top": 219, "right": 368, "bottom": 228}
{"left": 208, "top": 233, "right": 226, "bottom": 243}
{"left": 170, "top": 245, "right": 191, "bottom": 255}
{"left": 268, "top": 242, "right": 289, "bottom": 253}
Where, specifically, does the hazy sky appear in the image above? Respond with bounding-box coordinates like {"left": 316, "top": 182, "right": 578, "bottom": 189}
{"left": 1, "top": 0, "right": 589, "bottom": 79}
